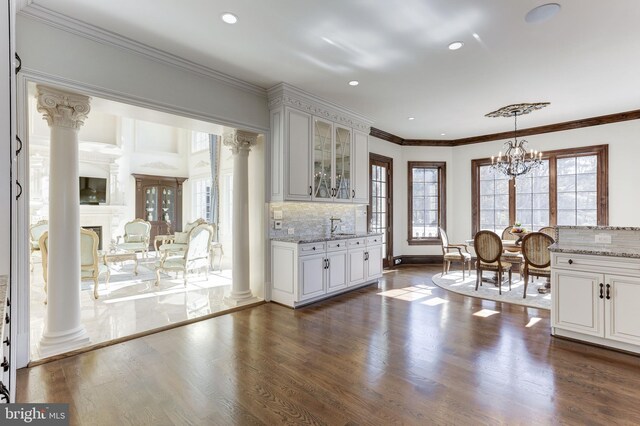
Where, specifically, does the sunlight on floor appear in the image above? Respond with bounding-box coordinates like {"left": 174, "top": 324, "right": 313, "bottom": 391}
{"left": 526, "top": 317, "right": 543, "bottom": 327}
{"left": 473, "top": 309, "right": 500, "bottom": 317}
{"left": 378, "top": 284, "right": 449, "bottom": 306}
{"left": 421, "top": 297, "right": 449, "bottom": 306}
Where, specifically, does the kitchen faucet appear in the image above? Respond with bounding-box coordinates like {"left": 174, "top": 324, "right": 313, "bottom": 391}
{"left": 330, "top": 217, "right": 342, "bottom": 234}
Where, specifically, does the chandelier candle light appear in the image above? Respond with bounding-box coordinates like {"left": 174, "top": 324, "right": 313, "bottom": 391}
{"left": 486, "top": 102, "right": 550, "bottom": 179}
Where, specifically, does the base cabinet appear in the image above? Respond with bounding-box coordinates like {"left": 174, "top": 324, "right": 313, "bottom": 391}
{"left": 272, "top": 236, "right": 382, "bottom": 308}
{"left": 551, "top": 252, "right": 640, "bottom": 353}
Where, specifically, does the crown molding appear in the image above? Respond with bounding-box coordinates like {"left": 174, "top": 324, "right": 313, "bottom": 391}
{"left": 18, "top": 3, "right": 267, "bottom": 98}
{"left": 371, "top": 108, "right": 640, "bottom": 147}
{"left": 268, "top": 82, "right": 373, "bottom": 133}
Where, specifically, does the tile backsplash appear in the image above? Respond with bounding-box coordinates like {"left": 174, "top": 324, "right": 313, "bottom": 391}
{"left": 269, "top": 202, "right": 367, "bottom": 239}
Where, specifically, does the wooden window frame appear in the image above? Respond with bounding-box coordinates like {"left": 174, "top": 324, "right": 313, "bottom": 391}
{"left": 471, "top": 144, "right": 608, "bottom": 235}
{"left": 368, "top": 153, "right": 393, "bottom": 268}
{"left": 408, "top": 161, "right": 446, "bottom": 245}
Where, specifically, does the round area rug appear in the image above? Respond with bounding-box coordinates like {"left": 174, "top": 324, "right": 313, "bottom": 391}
{"left": 432, "top": 271, "right": 551, "bottom": 310}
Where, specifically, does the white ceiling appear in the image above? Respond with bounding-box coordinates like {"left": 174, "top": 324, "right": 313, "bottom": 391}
{"left": 29, "top": 0, "right": 640, "bottom": 139}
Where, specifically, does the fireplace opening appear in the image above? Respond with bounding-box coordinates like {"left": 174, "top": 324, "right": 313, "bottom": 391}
{"left": 83, "top": 226, "right": 103, "bottom": 250}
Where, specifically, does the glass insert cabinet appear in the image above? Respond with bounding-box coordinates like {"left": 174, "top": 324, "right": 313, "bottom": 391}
{"left": 313, "top": 117, "right": 352, "bottom": 202}
{"left": 132, "top": 174, "right": 187, "bottom": 248}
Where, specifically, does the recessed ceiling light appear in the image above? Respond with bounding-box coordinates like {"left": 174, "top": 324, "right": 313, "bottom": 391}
{"left": 408, "top": 117, "right": 415, "bottom": 121}
{"left": 348, "top": 80, "right": 359, "bottom": 86}
{"left": 472, "top": 33, "right": 481, "bottom": 40}
{"left": 525, "top": 3, "right": 561, "bottom": 24}
{"left": 448, "top": 41, "right": 464, "bottom": 50}
{"left": 441, "top": 133, "right": 446, "bottom": 136}
{"left": 221, "top": 12, "right": 238, "bottom": 24}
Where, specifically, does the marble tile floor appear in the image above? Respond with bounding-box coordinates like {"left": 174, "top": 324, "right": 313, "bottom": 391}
{"left": 29, "top": 253, "right": 233, "bottom": 362}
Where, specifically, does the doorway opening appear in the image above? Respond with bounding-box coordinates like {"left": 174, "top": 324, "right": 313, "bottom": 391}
{"left": 368, "top": 153, "right": 393, "bottom": 268}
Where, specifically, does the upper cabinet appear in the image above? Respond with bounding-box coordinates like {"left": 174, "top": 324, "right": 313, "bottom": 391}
{"left": 268, "top": 83, "right": 372, "bottom": 204}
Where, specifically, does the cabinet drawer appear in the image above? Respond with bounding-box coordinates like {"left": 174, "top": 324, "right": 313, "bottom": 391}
{"left": 347, "top": 238, "right": 366, "bottom": 249}
{"left": 554, "top": 253, "right": 640, "bottom": 274}
{"left": 367, "top": 235, "right": 382, "bottom": 246}
{"left": 299, "top": 242, "right": 325, "bottom": 255}
{"left": 326, "top": 240, "right": 347, "bottom": 252}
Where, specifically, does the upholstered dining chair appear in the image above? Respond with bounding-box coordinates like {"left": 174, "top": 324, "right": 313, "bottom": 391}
{"left": 500, "top": 226, "right": 524, "bottom": 271}
{"left": 115, "top": 219, "right": 152, "bottom": 258}
{"left": 155, "top": 223, "right": 213, "bottom": 287}
{"left": 29, "top": 220, "right": 48, "bottom": 272}
{"left": 538, "top": 226, "right": 556, "bottom": 240}
{"left": 439, "top": 227, "right": 471, "bottom": 278}
{"left": 521, "top": 232, "right": 555, "bottom": 299}
{"left": 40, "top": 228, "right": 110, "bottom": 303}
{"left": 474, "top": 230, "right": 512, "bottom": 295}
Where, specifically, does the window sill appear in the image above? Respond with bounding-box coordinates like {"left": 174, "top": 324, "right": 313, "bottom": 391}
{"left": 408, "top": 239, "right": 441, "bottom": 246}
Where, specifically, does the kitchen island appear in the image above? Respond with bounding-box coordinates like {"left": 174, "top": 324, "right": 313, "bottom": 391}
{"left": 550, "top": 226, "right": 640, "bottom": 354}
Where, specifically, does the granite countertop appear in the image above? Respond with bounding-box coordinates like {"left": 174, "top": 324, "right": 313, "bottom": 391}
{"left": 272, "top": 232, "right": 383, "bottom": 244}
{"left": 556, "top": 225, "right": 640, "bottom": 231}
{"left": 549, "top": 243, "right": 640, "bottom": 259}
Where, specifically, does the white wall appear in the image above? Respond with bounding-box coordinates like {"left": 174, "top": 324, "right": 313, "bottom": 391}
{"left": 369, "top": 136, "right": 454, "bottom": 257}
{"left": 16, "top": 15, "right": 269, "bottom": 133}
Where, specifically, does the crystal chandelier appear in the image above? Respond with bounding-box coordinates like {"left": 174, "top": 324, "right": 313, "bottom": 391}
{"left": 485, "top": 102, "right": 550, "bottom": 179}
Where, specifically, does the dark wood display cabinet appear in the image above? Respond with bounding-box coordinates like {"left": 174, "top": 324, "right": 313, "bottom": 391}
{"left": 132, "top": 174, "right": 188, "bottom": 249}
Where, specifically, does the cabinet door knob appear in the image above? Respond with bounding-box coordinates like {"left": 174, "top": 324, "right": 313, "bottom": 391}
{"left": 357, "top": 241, "right": 360, "bottom": 245}
{"left": 568, "top": 259, "right": 573, "bottom": 265}
{"left": 337, "top": 244, "right": 340, "bottom": 247}
{"left": 312, "top": 247, "right": 316, "bottom": 251}
{"left": 606, "top": 283, "right": 611, "bottom": 300}
{"left": 599, "top": 283, "right": 604, "bottom": 299}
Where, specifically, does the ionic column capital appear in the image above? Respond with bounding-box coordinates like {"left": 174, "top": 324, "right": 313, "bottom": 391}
{"left": 223, "top": 129, "right": 258, "bottom": 154}
{"left": 36, "top": 85, "right": 91, "bottom": 130}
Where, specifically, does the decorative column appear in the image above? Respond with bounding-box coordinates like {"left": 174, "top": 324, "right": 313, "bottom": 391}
{"left": 223, "top": 129, "right": 260, "bottom": 306}
{"left": 36, "top": 85, "right": 91, "bottom": 356}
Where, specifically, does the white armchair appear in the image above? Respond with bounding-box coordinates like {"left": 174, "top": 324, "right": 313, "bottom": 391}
{"left": 115, "top": 219, "right": 152, "bottom": 258}
{"left": 29, "top": 220, "right": 48, "bottom": 272}
{"left": 40, "top": 228, "right": 110, "bottom": 302}
{"left": 155, "top": 223, "right": 213, "bottom": 287}
{"left": 159, "top": 219, "right": 224, "bottom": 271}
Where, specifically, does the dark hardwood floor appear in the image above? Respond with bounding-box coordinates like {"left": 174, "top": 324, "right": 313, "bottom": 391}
{"left": 17, "top": 265, "right": 640, "bottom": 425}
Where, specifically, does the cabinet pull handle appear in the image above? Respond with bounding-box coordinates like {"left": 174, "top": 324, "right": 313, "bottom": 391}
{"left": 599, "top": 283, "right": 604, "bottom": 299}
{"left": 15, "top": 52, "right": 22, "bottom": 74}
{"left": 365, "top": 252, "right": 369, "bottom": 261}
{"left": 352, "top": 189, "right": 355, "bottom": 198}
{"left": 0, "top": 382, "right": 8, "bottom": 402}
{"left": 568, "top": 259, "right": 573, "bottom": 265}
{"left": 1, "top": 357, "right": 8, "bottom": 372}
{"left": 16, "top": 135, "right": 22, "bottom": 156}
{"left": 309, "top": 186, "right": 312, "bottom": 196}
{"left": 606, "top": 284, "right": 611, "bottom": 300}
{"left": 2, "top": 337, "right": 8, "bottom": 347}
{"left": 15, "top": 181, "right": 22, "bottom": 200}
{"left": 326, "top": 259, "right": 330, "bottom": 269}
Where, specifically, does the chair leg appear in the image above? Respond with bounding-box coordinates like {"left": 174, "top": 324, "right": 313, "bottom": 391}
{"left": 93, "top": 277, "right": 99, "bottom": 299}
{"left": 498, "top": 270, "right": 502, "bottom": 295}
{"left": 462, "top": 261, "right": 465, "bottom": 280}
{"left": 508, "top": 269, "right": 512, "bottom": 291}
{"left": 523, "top": 269, "right": 528, "bottom": 298}
{"left": 442, "top": 261, "right": 446, "bottom": 276}
{"left": 155, "top": 268, "right": 161, "bottom": 286}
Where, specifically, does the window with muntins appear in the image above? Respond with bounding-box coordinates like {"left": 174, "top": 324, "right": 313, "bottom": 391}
{"left": 471, "top": 145, "right": 607, "bottom": 235}
{"left": 408, "top": 161, "right": 446, "bottom": 244}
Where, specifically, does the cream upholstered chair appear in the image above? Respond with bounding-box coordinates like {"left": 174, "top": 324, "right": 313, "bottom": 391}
{"left": 439, "top": 227, "right": 471, "bottom": 278}
{"left": 156, "top": 223, "right": 213, "bottom": 287}
{"left": 116, "top": 219, "right": 151, "bottom": 258}
{"left": 521, "top": 232, "right": 554, "bottom": 298}
{"left": 40, "top": 228, "right": 110, "bottom": 303}
{"left": 538, "top": 226, "right": 556, "bottom": 240}
{"left": 160, "top": 219, "right": 224, "bottom": 271}
{"left": 29, "top": 220, "right": 48, "bottom": 272}
{"left": 474, "top": 230, "right": 512, "bottom": 295}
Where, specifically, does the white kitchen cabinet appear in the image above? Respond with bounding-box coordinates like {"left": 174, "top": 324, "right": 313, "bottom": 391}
{"left": 551, "top": 252, "right": 640, "bottom": 354}
{"left": 269, "top": 106, "right": 312, "bottom": 202}
{"left": 352, "top": 130, "right": 369, "bottom": 203}
{"left": 271, "top": 235, "right": 382, "bottom": 308}
{"left": 268, "top": 83, "right": 372, "bottom": 204}
{"left": 312, "top": 118, "right": 354, "bottom": 203}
